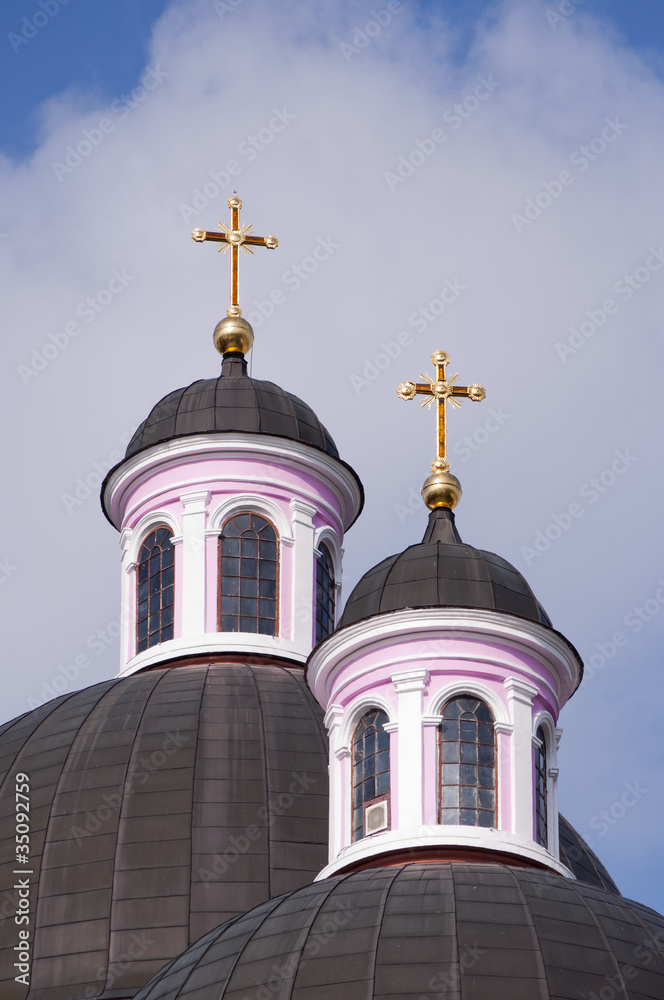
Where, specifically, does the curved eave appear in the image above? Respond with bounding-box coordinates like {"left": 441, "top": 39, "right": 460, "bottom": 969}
{"left": 100, "top": 431, "right": 365, "bottom": 531}
{"left": 307, "top": 604, "right": 584, "bottom": 699}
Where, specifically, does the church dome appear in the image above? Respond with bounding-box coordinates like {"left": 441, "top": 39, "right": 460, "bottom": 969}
{"left": 124, "top": 353, "right": 340, "bottom": 462}
{"left": 0, "top": 659, "right": 329, "bottom": 999}
{"left": 339, "top": 507, "right": 552, "bottom": 630}
{"left": 133, "top": 861, "right": 664, "bottom": 1000}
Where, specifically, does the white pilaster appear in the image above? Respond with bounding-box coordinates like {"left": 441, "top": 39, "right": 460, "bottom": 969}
{"left": 290, "top": 499, "right": 317, "bottom": 652}
{"left": 550, "top": 726, "right": 563, "bottom": 858}
{"left": 504, "top": 678, "right": 538, "bottom": 840}
{"left": 391, "top": 669, "right": 429, "bottom": 832}
{"left": 180, "top": 490, "right": 210, "bottom": 636}
{"left": 120, "top": 527, "right": 134, "bottom": 665}
{"left": 324, "top": 704, "right": 346, "bottom": 862}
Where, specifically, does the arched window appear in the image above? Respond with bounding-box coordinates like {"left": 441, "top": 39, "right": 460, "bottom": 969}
{"left": 219, "top": 513, "right": 278, "bottom": 635}
{"left": 352, "top": 709, "right": 390, "bottom": 843}
{"left": 535, "top": 726, "right": 548, "bottom": 847}
{"left": 439, "top": 695, "right": 495, "bottom": 828}
{"left": 315, "top": 543, "right": 335, "bottom": 642}
{"left": 136, "top": 527, "right": 174, "bottom": 653}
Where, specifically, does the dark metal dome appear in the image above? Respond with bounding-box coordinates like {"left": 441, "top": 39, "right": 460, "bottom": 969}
{"left": 339, "top": 507, "right": 552, "bottom": 629}
{"left": 134, "top": 861, "right": 664, "bottom": 1000}
{"left": 0, "top": 659, "right": 328, "bottom": 1000}
{"left": 559, "top": 814, "right": 620, "bottom": 895}
{"left": 125, "top": 354, "right": 339, "bottom": 460}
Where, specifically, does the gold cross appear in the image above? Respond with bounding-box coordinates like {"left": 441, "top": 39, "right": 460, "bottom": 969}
{"left": 397, "top": 350, "right": 486, "bottom": 473}
{"left": 192, "top": 195, "right": 278, "bottom": 318}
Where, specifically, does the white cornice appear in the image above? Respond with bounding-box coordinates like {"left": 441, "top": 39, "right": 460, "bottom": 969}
{"left": 315, "top": 826, "right": 574, "bottom": 881}
{"left": 102, "top": 433, "right": 362, "bottom": 533}
{"left": 116, "top": 632, "right": 306, "bottom": 677}
{"left": 307, "top": 608, "right": 582, "bottom": 709}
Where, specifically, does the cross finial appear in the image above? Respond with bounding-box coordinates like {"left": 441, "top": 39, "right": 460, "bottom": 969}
{"left": 397, "top": 350, "right": 486, "bottom": 509}
{"left": 192, "top": 195, "right": 278, "bottom": 319}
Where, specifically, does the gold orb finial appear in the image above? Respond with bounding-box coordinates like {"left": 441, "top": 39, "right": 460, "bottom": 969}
{"left": 397, "top": 349, "right": 486, "bottom": 512}
{"left": 191, "top": 196, "right": 279, "bottom": 356}
{"left": 213, "top": 315, "right": 254, "bottom": 356}
{"left": 421, "top": 470, "right": 462, "bottom": 510}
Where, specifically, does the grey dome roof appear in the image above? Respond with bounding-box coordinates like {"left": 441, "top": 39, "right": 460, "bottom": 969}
{"left": 134, "top": 861, "right": 664, "bottom": 1000}
{"left": 125, "top": 354, "right": 340, "bottom": 461}
{"left": 0, "top": 659, "right": 328, "bottom": 1000}
{"left": 339, "top": 507, "right": 553, "bottom": 629}
{"left": 559, "top": 814, "right": 620, "bottom": 894}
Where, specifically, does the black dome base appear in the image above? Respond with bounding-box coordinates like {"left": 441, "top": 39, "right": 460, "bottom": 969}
{"left": 135, "top": 861, "right": 664, "bottom": 1000}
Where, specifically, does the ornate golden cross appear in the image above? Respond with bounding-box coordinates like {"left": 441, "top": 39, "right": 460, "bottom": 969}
{"left": 397, "top": 350, "right": 486, "bottom": 473}
{"left": 192, "top": 195, "right": 278, "bottom": 317}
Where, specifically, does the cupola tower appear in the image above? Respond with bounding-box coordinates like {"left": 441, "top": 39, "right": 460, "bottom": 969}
{"left": 102, "top": 196, "right": 362, "bottom": 675}
{"left": 308, "top": 350, "right": 582, "bottom": 878}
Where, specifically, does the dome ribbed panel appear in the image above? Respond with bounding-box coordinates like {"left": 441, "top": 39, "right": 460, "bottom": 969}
{"left": 124, "top": 375, "right": 339, "bottom": 460}
{"left": 558, "top": 815, "right": 621, "bottom": 895}
{"left": 0, "top": 662, "right": 329, "bottom": 1000}
{"left": 339, "top": 542, "right": 551, "bottom": 628}
{"left": 134, "top": 862, "right": 664, "bottom": 1000}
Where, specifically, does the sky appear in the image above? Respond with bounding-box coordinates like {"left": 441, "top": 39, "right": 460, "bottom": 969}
{"left": 1, "top": 0, "right": 663, "bottom": 914}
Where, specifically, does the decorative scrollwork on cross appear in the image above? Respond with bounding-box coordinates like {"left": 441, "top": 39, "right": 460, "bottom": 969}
{"left": 397, "top": 350, "right": 486, "bottom": 473}
{"left": 192, "top": 195, "right": 278, "bottom": 318}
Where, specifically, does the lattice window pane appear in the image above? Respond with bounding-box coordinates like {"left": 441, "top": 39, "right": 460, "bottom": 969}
{"left": 535, "top": 726, "right": 548, "bottom": 847}
{"left": 316, "top": 543, "right": 336, "bottom": 642}
{"left": 219, "top": 514, "right": 278, "bottom": 636}
{"left": 136, "top": 528, "right": 175, "bottom": 653}
{"left": 352, "top": 709, "right": 390, "bottom": 843}
{"left": 439, "top": 696, "right": 496, "bottom": 827}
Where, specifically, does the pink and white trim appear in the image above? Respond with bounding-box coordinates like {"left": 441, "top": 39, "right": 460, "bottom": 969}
{"left": 307, "top": 607, "right": 582, "bottom": 879}
{"left": 102, "top": 432, "right": 362, "bottom": 675}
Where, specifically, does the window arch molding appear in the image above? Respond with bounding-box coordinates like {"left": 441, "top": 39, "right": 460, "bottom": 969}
{"left": 532, "top": 710, "right": 557, "bottom": 752}
{"left": 532, "top": 711, "right": 557, "bottom": 851}
{"left": 208, "top": 494, "right": 293, "bottom": 543}
{"left": 126, "top": 510, "right": 181, "bottom": 567}
{"left": 429, "top": 681, "right": 509, "bottom": 728}
{"left": 135, "top": 523, "right": 176, "bottom": 653}
{"left": 314, "top": 527, "right": 342, "bottom": 581}
{"left": 339, "top": 694, "right": 395, "bottom": 752}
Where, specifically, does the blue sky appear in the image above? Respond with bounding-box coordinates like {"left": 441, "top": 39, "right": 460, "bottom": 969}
{"left": 1, "top": 0, "right": 664, "bottom": 919}
{"left": 2, "top": 0, "right": 664, "bottom": 157}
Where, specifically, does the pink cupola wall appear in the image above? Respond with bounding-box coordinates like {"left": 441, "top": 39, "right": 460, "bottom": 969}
{"left": 102, "top": 413, "right": 362, "bottom": 676}
{"left": 307, "top": 509, "right": 583, "bottom": 880}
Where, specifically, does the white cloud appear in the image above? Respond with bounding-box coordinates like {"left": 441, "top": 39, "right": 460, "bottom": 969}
{"left": 1, "top": 0, "right": 663, "bottom": 907}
